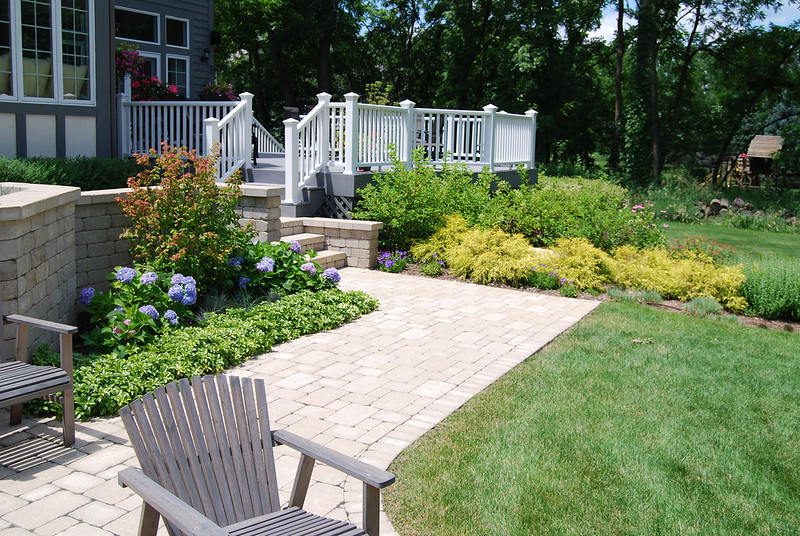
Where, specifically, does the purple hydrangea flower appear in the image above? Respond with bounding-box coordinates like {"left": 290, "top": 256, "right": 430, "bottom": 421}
{"left": 164, "top": 309, "right": 178, "bottom": 326}
{"left": 182, "top": 276, "right": 197, "bottom": 289}
{"left": 239, "top": 276, "right": 250, "bottom": 288}
{"left": 288, "top": 241, "right": 302, "bottom": 254}
{"left": 171, "top": 273, "right": 185, "bottom": 285}
{"left": 300, "top": 262, "right": 317, "bottom": 275}
{"left": 256, "top": 256, "right": 275, "bottom": 272}
{"left": 138, "top": 305, "right": 159, "bottom": 320}
{"left": 228, "top": 256, "right": 244, "bottom": 267}
{"left": 78, "top": 287, "right": 95, "bottom": 305}
{"left": 322, "top": 267, "right": 340, "bottom": 283}
{"left": 116, "top": 267, "right": 137, "bottom": 283}
{"left": 140, "top": 271, "right": 158, "bottom": 285}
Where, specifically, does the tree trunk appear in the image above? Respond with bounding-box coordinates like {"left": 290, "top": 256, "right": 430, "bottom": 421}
{"left": 609, "top": 0, "right": 625, "bottom": 169}
{"left": 316, "top": 0, "right": 339, "bottom": 93}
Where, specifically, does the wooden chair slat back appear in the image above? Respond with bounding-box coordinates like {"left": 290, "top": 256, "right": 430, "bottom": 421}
{"left": 120, "top": 375, "right": 281, "bottom": 534}
{"left": 1, "top": 299, "right": 6, "bottom": 362}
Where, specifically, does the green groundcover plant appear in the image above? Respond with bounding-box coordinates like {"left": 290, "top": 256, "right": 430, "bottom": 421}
{"left": 31, "top": 289, "right": 378, "bottom": 419}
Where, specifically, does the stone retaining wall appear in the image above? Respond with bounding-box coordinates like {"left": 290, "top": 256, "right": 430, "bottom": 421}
{"left": 300, "top": 217, "right": 382, "bottom": 269}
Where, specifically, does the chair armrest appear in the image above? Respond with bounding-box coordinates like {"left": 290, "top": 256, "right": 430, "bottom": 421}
{"left": 272, "top": 429, "right": 395, "bottom": 489}
{"left": 5, "top": 314, "right": 77, "bottom": 335}
{"left": 118, "top": 467, "right": 228, "bottom": 536}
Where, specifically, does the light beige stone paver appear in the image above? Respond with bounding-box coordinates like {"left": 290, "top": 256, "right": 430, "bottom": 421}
{"left": 0, "top": 268, "right": 598, "bottom": 535}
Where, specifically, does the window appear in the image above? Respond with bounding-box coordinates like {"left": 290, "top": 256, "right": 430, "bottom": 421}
{"left": 115, "top": 7, "right": 157, "bottom": 44}
{"left": 0, "top": 0, "right": 12, "bottom": 96}
{"left": 138, "top": 51, "right": 158, "bottom": 79}
{"left": 165, "top": 16, "right": 187, "bottom": 48}
{"left": 61, "top": 0, "right": 89, "bottom": 99}
{"left": 0, "top": 0, "right": 93, "bottom": 103}
{"left": 166, "top": 55, "right": 187, "bottom": 96}
{"left": 20, "top": 0, "right": 52, "bottom": 98}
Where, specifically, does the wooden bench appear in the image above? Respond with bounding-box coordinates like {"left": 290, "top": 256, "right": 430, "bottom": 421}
{"left": 1, "top": 299, "right": 77, "bottom": 446}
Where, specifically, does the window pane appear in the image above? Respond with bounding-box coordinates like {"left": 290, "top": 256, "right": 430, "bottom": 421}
{"left": 139, "top": 55, "right": 157, "bottom": 78}
{"left": 61, "top": 0, "right": 90, "bottom": 100}
{"left": 21, "top": 0, "right": 52, "bottom": 98}
{"left": 115, "top": 8, "right": 157, "bottom": 43}
{"left": 167, "top": 56, "right": 187, "bottom": 96}
{"left": 0, "top": 0, "right": 11, "bottom": 96}
{"left": 166, "top": 18, "right": 187, "bottom": 48}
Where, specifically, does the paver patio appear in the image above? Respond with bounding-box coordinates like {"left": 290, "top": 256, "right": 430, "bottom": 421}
{"left": 0, "top": 268, "right": 599, "bottom": 535}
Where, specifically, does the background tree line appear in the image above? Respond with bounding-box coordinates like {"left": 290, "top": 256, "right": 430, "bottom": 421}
{"left": 214, "top": 0, "right": 800, "bottom": 185}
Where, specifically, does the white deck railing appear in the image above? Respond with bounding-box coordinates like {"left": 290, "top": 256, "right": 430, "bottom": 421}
{"left": 118, "top": 90, "right": 260, "bottom": 182}
{"left": 254, "top": 118, "right": 284, "bottom": 154}
{"left": 283, "top": 92, "right": 537, "bottom": 204}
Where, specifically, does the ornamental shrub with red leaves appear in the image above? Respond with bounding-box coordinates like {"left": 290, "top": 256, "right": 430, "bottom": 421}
{"left": 118, "top": 144, "right": 253, "bottom": 287}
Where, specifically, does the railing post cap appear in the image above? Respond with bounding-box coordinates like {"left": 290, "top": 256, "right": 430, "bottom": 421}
{"left": 316, "top": 92, "right": 332, "bottom": 101}
{"left": 344, "top": 92, "right": 360, "bottom": 100}
{"left": 239, "top": 91, "right": 254, "bottom": 99}
{"left": 399, "top": 99, "right": 416, "bottom": 108}
{"left": 525, "top": 109, "right": 538, "bottom": 117}
{"left": 283, "top": 118, "right": 299, "bottom": 125}
{"left": 483, "top": 104, "right": 499, "bottom": 112}
{"left": 204, "top": 116, "right": 219, "bottom": 123}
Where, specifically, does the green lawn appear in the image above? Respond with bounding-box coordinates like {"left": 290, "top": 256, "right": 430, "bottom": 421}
{"left": 664, "top": 222, "right": 800, "bottom": 261}
{"left": 384, "top": 302, "right": 800, "bottom": 535}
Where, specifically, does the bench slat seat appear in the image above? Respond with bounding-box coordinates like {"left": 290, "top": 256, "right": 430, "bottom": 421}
{"left": 0, "top": 362, "right": 72, "bottom": 407}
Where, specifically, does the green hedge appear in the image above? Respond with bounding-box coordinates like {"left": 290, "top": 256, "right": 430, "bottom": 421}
{"left": 32, "top": 289, "right": 379, "bottom": 419}
{"left": 0, "top": 156, "right": 141, "bottom": 191}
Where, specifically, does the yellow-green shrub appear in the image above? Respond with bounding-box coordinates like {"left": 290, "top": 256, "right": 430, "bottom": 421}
{"left": 610, "top": 246, "right": 747, "bottom": 311}
{"left": 411, "top": 215, "right": 544, "bottom": 286}
{"left": 547, "top": 238, "right": 613, "bottom": 292}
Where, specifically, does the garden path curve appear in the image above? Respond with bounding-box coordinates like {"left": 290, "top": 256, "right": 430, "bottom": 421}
{"left": 0, "top": 268, "right": 598, "bottom": 535}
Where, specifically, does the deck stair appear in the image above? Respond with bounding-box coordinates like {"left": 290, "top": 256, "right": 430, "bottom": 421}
{"left": 280, "top": 217, "right": 347, "bottom": 270}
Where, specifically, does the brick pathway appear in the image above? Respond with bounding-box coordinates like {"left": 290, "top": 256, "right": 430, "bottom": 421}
{"left": 0, "top": 268, "right": 599, "bottom": 535}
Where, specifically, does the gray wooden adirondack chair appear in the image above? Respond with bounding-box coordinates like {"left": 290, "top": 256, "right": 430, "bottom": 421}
{"left": 118, "top": 374, "right": 395, "bottom": 536}
{"left": 0, "top": 299, "right": 77, "bottom": 446}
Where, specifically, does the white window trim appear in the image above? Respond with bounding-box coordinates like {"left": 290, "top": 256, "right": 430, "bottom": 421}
{"left": 1, "top": 0, "right": 96, "bottom": 106}
{"left": 164, "top": 15, "right": 189, "bottom": 49}
{"left": 137, "top": 51, "right": 160, "bottom": 80}
{"left": 165, "top": 53, "right": 189, "bottom": 95}
{"left": 115, "top": 6, "right": 160, "bottom": 46}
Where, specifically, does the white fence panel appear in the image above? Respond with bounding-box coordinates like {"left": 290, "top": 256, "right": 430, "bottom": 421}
{"left": 124, "top": 102, "right": 238, "bottom": 154}
{"left": 494, "top": 113, "right": 532, "bottom": 166}
{"left": 357, "top": 104, "right": 406, "bottom": 166}
{"left": 414, "top": 108, "right": 487, "bottom": 165}
{"left": 329, "top": 103, "right": 346, "bottom": 167}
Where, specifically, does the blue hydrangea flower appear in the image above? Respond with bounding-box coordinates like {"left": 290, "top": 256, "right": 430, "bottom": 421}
{"left": 78, "top": 287, "right": 95, "bottom": 305}
{"left": 168, "top": 284, "right": 184, "bottom": 302}
{"left": 164, "top": 309, "right": 178, "bottom": 326}
{"left": 116, "top": 267, "right": 137, "bottom": 283}
{"left": 140, "top": 271, "right": 158, "bottom": 285}
{"left": 181, "top": 289, "right": 197, "bottom": 306}
{"left": 238, "top": 276, "right": 251, "bottom": 288}
{"left": 256, "top": 256, "right": 275, "bottom": 272}
{"left": 138, "top": 304, "right": 159, "bottom": 320}
{"left": 288, "top": 241, "right": 302, "bottom": 254}
{"left": 171, "top": 273, "right": 185, "bottom": 285}
{"left": 300, "top": 262, "right": 317, "bottom": 275}
{"left": 182, "top": 276, "right": 197, "bottom": 289}
{"left": 228, "top": 256, "right": 244, "bottom": 267}
{"left": 322, "top": 267, "right": 340, "bottom": 283}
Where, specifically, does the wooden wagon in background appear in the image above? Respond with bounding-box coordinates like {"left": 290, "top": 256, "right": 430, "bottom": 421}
{"left": 724, "top": 135, "right": 784, "bottom": 187}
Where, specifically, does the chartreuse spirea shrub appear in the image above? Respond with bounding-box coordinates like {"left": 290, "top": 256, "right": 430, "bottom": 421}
{"left": 543, "top": 238, "right": 614, "bottom": 292}
{"left": 118, "top": 144, "right": 253, "bottom": 288}
{"left": 609, "top": 245, "right": 747, "bottom": 311}
{"left": 411, "top": 215, "right": 548, "bottom": 286}
{"left": 33, "top": 289, "right": 378, "bottom": 419}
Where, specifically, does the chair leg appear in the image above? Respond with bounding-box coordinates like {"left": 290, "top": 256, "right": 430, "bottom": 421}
{"left": 62, "top": 387, "right": 75, "bottom": 446}
{"left": 139, "top": 501, "right": 160, "bottom": 536}
{"left": 9, "top": 403, "right": 22, "bottom": 425}
{"left": 363, "top": 483, "right": 381, "bottom": 536}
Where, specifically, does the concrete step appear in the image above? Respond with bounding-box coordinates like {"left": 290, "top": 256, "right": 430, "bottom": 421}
{"left": 280, "top": 217, "right": 304, "bottom": 237}
{"left": 312, "top": 249, "right": 347, "bottom": 270}
{"left": 282, "top": 232, "right": 325, "bottom": 253}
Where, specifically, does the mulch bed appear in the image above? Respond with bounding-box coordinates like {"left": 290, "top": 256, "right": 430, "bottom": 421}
{"left": 395, "top": 264, "right": 799, "bottom": 333}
